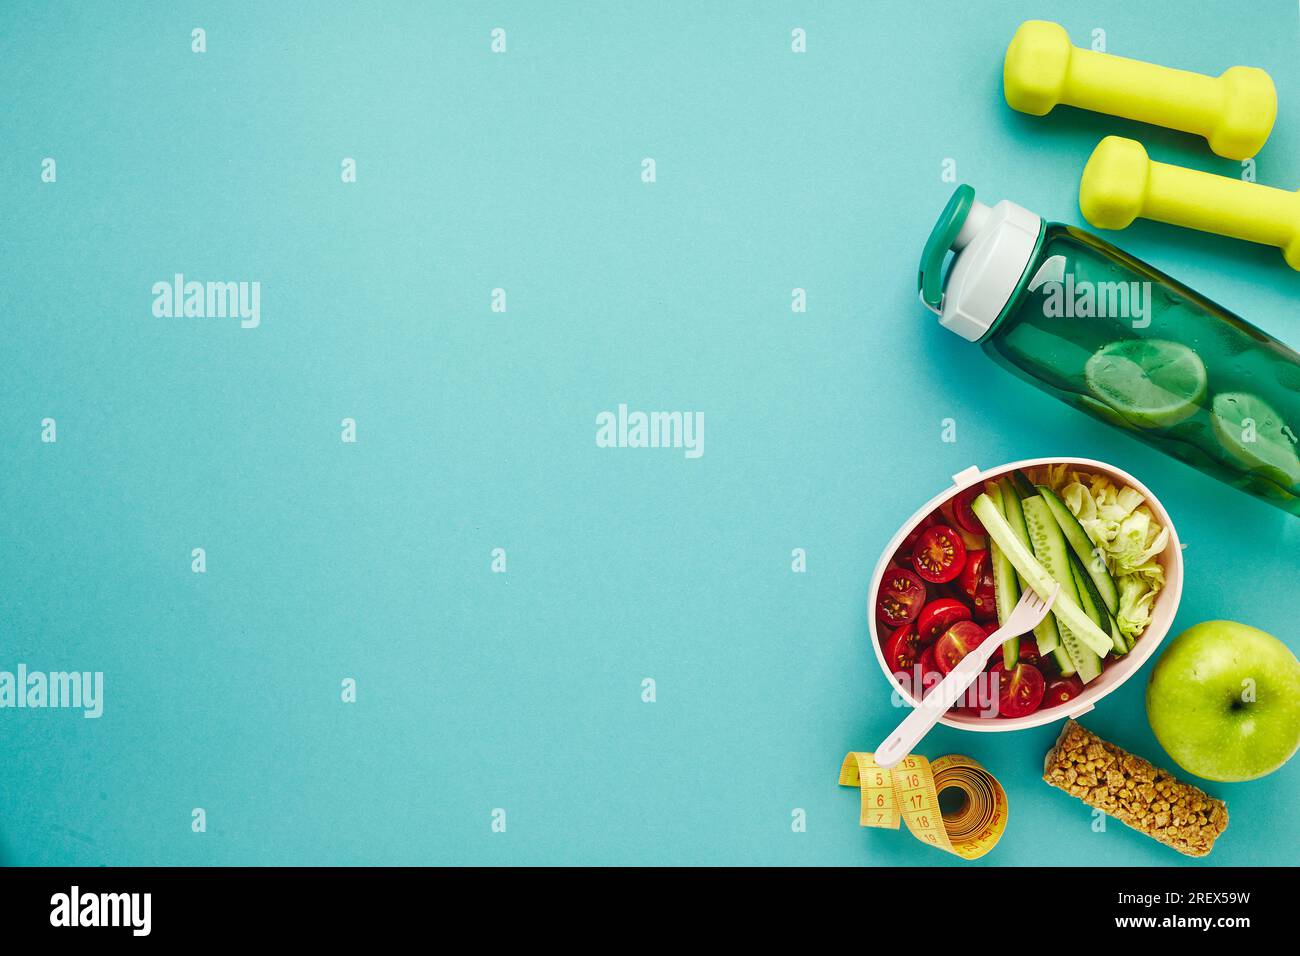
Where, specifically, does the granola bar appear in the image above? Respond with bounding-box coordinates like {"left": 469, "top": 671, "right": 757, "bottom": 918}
{"left": 1042, "top": 720, "right": 1228, "bottom": 857}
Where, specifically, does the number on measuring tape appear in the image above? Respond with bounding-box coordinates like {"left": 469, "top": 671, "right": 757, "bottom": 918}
{"left": 838, "top": 752, "right": 1008, "bottom": 861}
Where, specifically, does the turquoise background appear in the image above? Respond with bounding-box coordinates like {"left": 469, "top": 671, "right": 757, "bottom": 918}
{"left": 3, "top": 1, "right": 1298, "bottom": 866}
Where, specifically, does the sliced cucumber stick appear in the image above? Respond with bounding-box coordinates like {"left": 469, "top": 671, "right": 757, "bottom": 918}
{"left": 1010, "top": 470, "right": 1038, "bottom": 500}
{"left": 1110, "top": 615, "right": 1129, "bottom": 655}
{"left": 1069, "top": 549, "right": 1126, "bottom": 656}
{"left": 986, "top": 479, "right": 1006, "bottom": 518}
{"left": 1051, "top": 636, "right": 1077, "bottom": 676}
{"left": 996, "top": 477, "right": 1060, "bottom": 657}
{"left": 1021, "top": 496, "right": 1105, "bottom": 681}
{"left": 1038, "top": 485, "right": 1120, "bottom": 616}
{"left": 1019, "top": 496, "right": 1113, "bottom": 657}
{"left": 971, "top": 493, "right": 1114, "bottom": 662}
{"left": 981, "top": 481, "right": 1022, "bottom": 669}
{"left": 1069, "top": 559, "right": 1121, "bottom": 669}
{"left": 992, "top": 554, "right": 1021, "bottom": 670}
{"left": 1058, "top": 623, "right": 1103, "bottom": 682}
{"left": 1068, "top": 551, "right": 1105, "bottom": 630}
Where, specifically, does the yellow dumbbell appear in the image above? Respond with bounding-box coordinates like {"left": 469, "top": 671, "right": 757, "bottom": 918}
{"left": 1004, "top": 20, "right": 1276, "bottom": 160}
{"left": 1080, "top": 136, "right": 1300, "bottom": 269}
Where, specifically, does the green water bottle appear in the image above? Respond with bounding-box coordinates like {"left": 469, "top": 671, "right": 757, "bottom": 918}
{"left": 919, "top": 184, "right": 1300, "bottom": 516}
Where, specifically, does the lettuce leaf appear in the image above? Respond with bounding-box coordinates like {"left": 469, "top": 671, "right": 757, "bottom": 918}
{"left": 1117, "top": 575, "right": 1158, "bottom": 640}
{"left": 1031, "top": 466, "right": 1167, "bottom": 641}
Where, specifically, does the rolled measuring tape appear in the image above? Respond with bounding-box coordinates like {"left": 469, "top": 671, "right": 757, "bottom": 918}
{"left": 839, "top": 751, "right": 1008, "bottom": 860}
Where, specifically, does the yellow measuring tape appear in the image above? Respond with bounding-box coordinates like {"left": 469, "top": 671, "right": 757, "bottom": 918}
{"left": 839, "top": 752, "right": 1008, "bottom": 860}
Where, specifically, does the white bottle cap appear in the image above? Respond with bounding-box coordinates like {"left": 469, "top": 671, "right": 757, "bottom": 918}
{"left": 918, "top": 186, "right": 1044, "bottom": 342}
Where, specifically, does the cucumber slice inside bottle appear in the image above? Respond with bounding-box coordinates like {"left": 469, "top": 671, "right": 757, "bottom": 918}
{"left": 1076, "top": 394, "right": 1140, "bottom": 430}
{"left": 1084, "top": 339, "right": 1207, "bottom": 430}
{"left": 1210, "top": 392, "right": 1300, "bottom": 491}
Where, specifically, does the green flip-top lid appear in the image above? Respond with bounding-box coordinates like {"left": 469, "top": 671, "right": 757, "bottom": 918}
{"left": 918, "top": 184, "right": 975, "bottom": 314}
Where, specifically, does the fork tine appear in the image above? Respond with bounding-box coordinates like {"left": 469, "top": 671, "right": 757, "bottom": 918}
{"left": 1029, "top": 584, "right": 1058, "bottom": 614}
{"left": 1012, "top": 584, "right": 1056, "bottom": 626}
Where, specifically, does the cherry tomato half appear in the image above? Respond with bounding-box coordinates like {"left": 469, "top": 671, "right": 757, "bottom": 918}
{"left": 958, "top": 549, "right": 997, "bottom": 621}
{"left": 911, "top": 525, "right": 967, "bottom": 584}
{"left": 875, "top": 568, "right": 927, "bottom": 629}
{"left": 950, "top": 485, "right": 987, "bottom": 535}
{"left": 1018, "top": 636, "right": 1041, "bottom": 665}
{"left": 890, "top": 549, "right": 913, "bottom": 571}
{"left": 916, "top": 645, "right": 942, "bottom": 699}
{"left": 1043, "top": 675, "right": 1085, "bottom": 709}
{"left": 883, "top": 623, "right": 920, "bottom": 674}
{"left": 899, "top": 511, "right": 939, "bottom": 556}
{"left": 915, "top": 597, "right": 971, "bottom": 647}
{"left": 990, "top": 660, "right": 1046, "bottom": 718}
{"left": 933, "top": 619, "right": 988, "bottom": 674}
{"left": 937, "top": 497, "right": 958, "bottom": 527}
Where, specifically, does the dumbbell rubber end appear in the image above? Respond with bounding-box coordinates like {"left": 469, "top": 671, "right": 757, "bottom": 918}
{"left": 1283, "top": 236, "right": 1300, "bottom": 272}
{"left": 1004, "top": 20, "right": 1072, "bottom": 116}
{"left": 1079, "top": 136, "right": 1149, "bottom": 231}
{"left": 1208, "top": 66, "right": 1277, "bottom": 160}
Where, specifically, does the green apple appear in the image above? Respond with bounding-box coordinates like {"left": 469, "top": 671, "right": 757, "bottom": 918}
{"left": 1146, "top": 621, "right": 1300, "bottom": 782}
